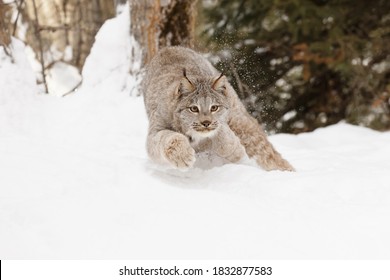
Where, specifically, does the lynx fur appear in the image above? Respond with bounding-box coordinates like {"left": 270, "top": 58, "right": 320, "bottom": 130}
{"left": 142, "top": 46, "right": 294, "bottom": 171}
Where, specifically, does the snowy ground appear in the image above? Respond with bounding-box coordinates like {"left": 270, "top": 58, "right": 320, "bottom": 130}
{"left": 1, "top": 10, "right": 390, "bottom": 259}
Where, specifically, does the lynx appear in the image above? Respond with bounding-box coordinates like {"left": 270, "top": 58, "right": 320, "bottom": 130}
{"left": 142, "top": 46, "right": 294, "bottom": 171}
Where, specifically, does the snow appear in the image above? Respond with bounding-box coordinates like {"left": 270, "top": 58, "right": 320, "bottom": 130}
{"left": 46, "top": 62, "right": 81, "bottom": 96}
{"left": 0, "top": 38, "right": 43, "bottom": 135}
{"left": 1, "top": 9, "right": 390, "bottom": 260}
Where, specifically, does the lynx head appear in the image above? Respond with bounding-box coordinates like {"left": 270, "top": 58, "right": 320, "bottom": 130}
{"left": 174, "top": 69, "right": 229, "bottom": 140}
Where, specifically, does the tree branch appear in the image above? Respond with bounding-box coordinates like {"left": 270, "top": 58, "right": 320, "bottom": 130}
{"left": 12, "top": 0, "right": 24, "bottom": 36}
{"left": 31, "top": 0, "right": 48, "bottom": 93}
{"left": 38, "top": 24, "right": 71, "bottom": 32}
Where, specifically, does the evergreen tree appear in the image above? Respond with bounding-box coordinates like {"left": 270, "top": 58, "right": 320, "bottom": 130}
{"left": 200, "top": 0, "right": 390, "bottom": 133}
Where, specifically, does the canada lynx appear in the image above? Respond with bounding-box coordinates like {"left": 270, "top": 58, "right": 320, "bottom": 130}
{"left": 142, "top": 46, "right": 294, "bottom": 171}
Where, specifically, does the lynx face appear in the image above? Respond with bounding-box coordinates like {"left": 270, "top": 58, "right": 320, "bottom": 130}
{"left": 174, "top": 71, "right": 229, "bottom": 140}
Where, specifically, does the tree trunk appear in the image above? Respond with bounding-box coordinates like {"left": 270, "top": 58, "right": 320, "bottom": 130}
{"left": 130, "top": 0, "right": 198, "bottom": 66}
{"left": 0, "top": 0, "right": 11, "bottom": 55}
{"left": 21, "top": 0, "right": 116, "bottom": 70}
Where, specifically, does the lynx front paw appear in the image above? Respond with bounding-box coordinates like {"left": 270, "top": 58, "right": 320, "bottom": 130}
{"left": 214, "top": 140, "right": 246, "bottom": 163}
{"left": 213, "top": 125, "right": 246, "bottom": 163}
{"left": 164, "top": 135, "right": 196, "bottom": 169}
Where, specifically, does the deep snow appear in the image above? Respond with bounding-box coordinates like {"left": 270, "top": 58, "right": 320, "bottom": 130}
{"left": 1, "top": 9, "right": 390, "bottom": 259}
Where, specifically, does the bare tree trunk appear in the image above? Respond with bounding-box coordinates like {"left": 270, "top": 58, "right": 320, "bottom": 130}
{"left": 69, "top": 0, "right": 116, "bottom": 68}
{"left": 19, "top": 0, "right": 115, "bottom": 70}
{"left": 130, "top": 0, "right": 198, "bottom": 66}
{"left": 0, "top": 0, "right": 11, "bottom": 56}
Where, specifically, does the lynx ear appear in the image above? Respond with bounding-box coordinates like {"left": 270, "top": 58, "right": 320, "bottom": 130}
{"left": 212, "top": 73, "right": 227, "bottom": 94}
{"left": 178, "top": 68, "right": 195, "bottom": 95}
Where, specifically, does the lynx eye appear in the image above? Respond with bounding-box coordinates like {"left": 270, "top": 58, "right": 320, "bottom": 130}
{"left": 189, "top": 106, "right": 199, "bottom": 113}
{"left": 210, "top": 105, "right": 219, "bottom": 112}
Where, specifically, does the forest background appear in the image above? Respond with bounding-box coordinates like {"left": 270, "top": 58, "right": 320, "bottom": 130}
{"left": 1, "top": 0, "right": 389, "bottom": 134}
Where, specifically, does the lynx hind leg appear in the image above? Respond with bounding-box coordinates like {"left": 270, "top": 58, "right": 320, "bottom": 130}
{"left": 147, "top": 130, "right": 196, "bottom": 169}
{"left": 228, "top": 107, "right": 295, "bottom": 171}
{"left": 213, "top": 125, "right": 246, "bottom": 163}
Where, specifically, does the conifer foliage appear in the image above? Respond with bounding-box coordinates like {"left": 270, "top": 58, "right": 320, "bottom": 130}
{"left": 200, "top": 0, "right": 390, "bottom": 133}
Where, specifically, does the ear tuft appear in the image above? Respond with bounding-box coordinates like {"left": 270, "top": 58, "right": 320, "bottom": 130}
{"left": 178, "top": 68, "right": 195, "bottom": 95}
{"left": 212, "top": 73, "right": 227, "bottom": 94}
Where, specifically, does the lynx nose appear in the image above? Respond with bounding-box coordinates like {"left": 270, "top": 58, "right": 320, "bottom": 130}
{"left": 201, "top": 120, "right": 211, "bottom": 128}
